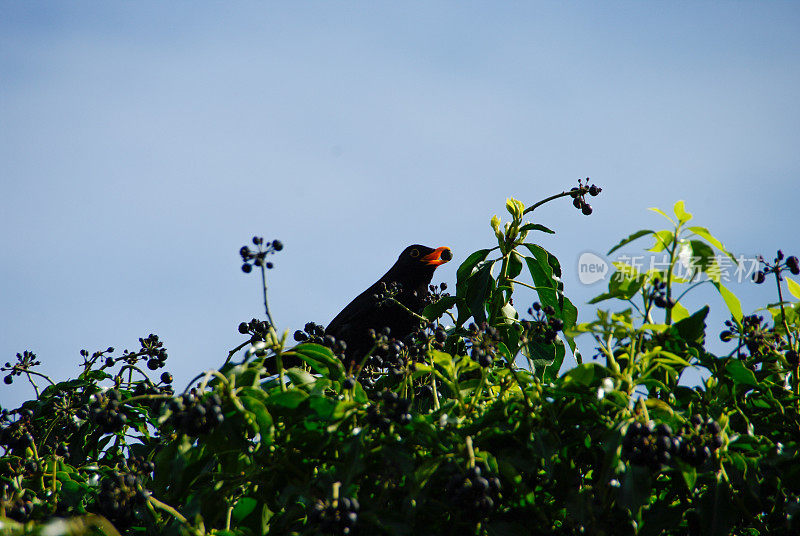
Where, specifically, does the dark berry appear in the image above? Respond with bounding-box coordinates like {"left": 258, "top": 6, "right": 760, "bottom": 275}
{"left": 160, "top": 372, "right": 173, "bottom": 384}
{"left": 753, "top": 271, "right": 765, "bottom": 284}
{"left": 272, "top": 240, "right": 283, "bottom": 251}
{"left": 252, "top": 236, "right": 262, "bottom": 245}
{"left": 572, "top": 197, "right": 582, "bottom": 209}
{"left": 147, "top": 359, "right": 160, "bottom": 371}
{"left": 787, "top": 256, "right": 800, "bottom": 275}
{"left": 242, "top": 263, "right": 252, "bottom": 273}
{"left": 719, "top": 330, "right": 733, "bottom": 342}
{"left": 3, "top": 375, "right": 12, "bottom": 385}
{"left": 589, "top": 184, "right": 601, "bottom": 196}
{"left": 238, "top": 322, "right": 249, "bottom": 334}
{"left": 581, "top": 203, "right": 593, "bottom": 215}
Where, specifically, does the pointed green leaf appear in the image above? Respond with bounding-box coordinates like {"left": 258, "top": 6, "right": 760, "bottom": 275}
{"left": 672, "top": 305, "right": 709, "bottom": 344}
{"left": 725, "top": 360, "right": 758, "bottom": 387}
{"left": 456, "top": 249, "right": 493, "bottom": 283}
{"left": 649, "top": 230, "right": 674, "bottom": 252}
{"left": 673, "top": 200, "right": 692, "bottom": 224}
{"left": 608, "top": 229, "right": 655, "bottom": 255}
{"left": 422, "top": 296, "right": 459, "bottom": 321}
{"left": 687, "top": 226, "right": 736, "bottom": 261}
{"left": 648, "top": 206, "right": 676, "bottom": 225}
{"left": 507, "top": 251, "right": 523, "bottom": 279}
{"left": 711, "top": 281, "right": 743, "bottom": 322}
{"left": 519, "top": 223, "right": 555, "bottom": 235}
{"left": 786, "top": 277, "right": 800, "bottom": 301}
{"left": 670, "top": 301, "right": 690, "bottom": 322}
{"left": 463, "top": 261, "right": 495, "bottom": 325}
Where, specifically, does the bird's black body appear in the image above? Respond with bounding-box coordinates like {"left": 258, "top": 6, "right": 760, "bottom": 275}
{"left": 326, "top": 244, "right": 451, "bottom": 366}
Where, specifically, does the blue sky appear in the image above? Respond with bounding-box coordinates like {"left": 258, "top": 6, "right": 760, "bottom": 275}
{"left": 2, "top": 2, "right": 799, "bottom": 408}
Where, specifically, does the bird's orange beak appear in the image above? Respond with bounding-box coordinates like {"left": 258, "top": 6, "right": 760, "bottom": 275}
{"left": 421, "top": 246, "right": 452, "bottom": 266}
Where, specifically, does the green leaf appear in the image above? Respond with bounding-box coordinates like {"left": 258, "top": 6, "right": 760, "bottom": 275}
{"left": 232, "top": 497, "right": 258, "bottom": 522}
{"left": 786, "top": 276, "right": 800, "bottom": 301}
{"left": 422, "top": 296, "right": 459, "bottom": 321}
{"left": 608, "top": 229, "right": 655, "bottom": 255}
{"left": 457, "top": 249, "right": 492, "bottom": 283}
{"left": 688, "top": 240, "right": 716, "bottom": 275}
{"left": 507, "top": 251, "right": 523, "bottom": 279}
{"left": 711, "top": 281, "right": 743, "bottom": 322}
{"left": 561, "top": 363, "right": 606, "bottom": 386}
{"left": 239, "top": 392, "right": 274, "bottom": 437}
{"left": 619, "top": 465, "right": 652, "bottom": 514}
{"left": 673, "top": 200, "right": 692, "bottom": 224}
{"left": 266, "top": 389, "right": 308, "bottom": 409}
{"left": 648, "top": 230, "right": 674, "bottom": 252}
{"left": 289, "top": 343, "right": 344, "bottom": 380}
{"left": 725, "top": 360, "right": 759, "bottom": 387}
{"left": 463, "top": 260, "right": 495, "bottom": 325}
{"left": 648, "top": 206, "right": 676, "bottom": 225}
{"left": 519, "top": 222, "right": 555, "bottom": 234}
{"left": 670, "top": 301, "right": 690, "bottom": 322}
{"left": 687, "top": 226, "right": 736, "bottom": 261}
{"left": 672, "top": 306, "right": 709, "bottom": 345}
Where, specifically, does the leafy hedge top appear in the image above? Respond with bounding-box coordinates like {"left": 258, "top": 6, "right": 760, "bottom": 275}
{"left": 2, "top": 182, "right": 800, "bottom": 536}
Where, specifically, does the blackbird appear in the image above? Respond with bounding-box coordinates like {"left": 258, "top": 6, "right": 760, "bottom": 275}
{"left": 326, "top": 244, "right": 452, "bottom": 367}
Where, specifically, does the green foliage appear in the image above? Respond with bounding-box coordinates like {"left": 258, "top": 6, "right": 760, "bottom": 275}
{"left": 2, "top": 190, "right": 800, "bottom": 536}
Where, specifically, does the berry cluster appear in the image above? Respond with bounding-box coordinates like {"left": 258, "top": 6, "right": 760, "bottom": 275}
{"left": 520, "top": 302, "right": 563, "bottom": 346}
{"left": 0, "top": 408, "right": 35, "bottom": 454}
{"left": 239, "top": 318, "right": 272, "bottom": 341}
{"left": 365, "top": 390, "right": 412, "bottom": 430}
{"left": 466, "top": 323, "right": 501, "bottom": 367}
{"left": 719, "top": 314, "right": 782, "bottom": 358}
{"left": 622, "top": 416, "right": 723, "bottom": 470}
{"left": 240, "top": 236, "right": 283, "bottom": 273}
{"left": 131, "top": 380, "right": 173, "bottom": 414}
{"left": 165, "top": 391, "right": 224, "bottom": 436}
{"left": 86, "top": 389, "right": 128, "bottom": 434}
{"left": 753, "top": 250, "right": 800, "bottom": 284}
{"left": 97, "top": 471, "right": 149, "bottom": 527}
{"left": 309, "top": 496, "right": 360, "bottom": 535}
{"left": 294, "top": 322, "right": 348, "bottom": 357}
{"left": 621, "top": 421, "right": 678, "bottom": 469}
{"left": 365, "top": 327, "right": 412, "bottom": 374}
{"left": 3, "top": 491, "right": 36, "bottom": 522}
{"left": 373, "top": 281, "right": 403, "bottom": 306}
{"left": 419, "top": 282, "right": 450, "bottom": 309}
{"left": 445, "top": 464, "right": 502, "bottom": 522}
{"left": 569, "top": 178, "right": 602, "bottom": 216}
{"left": 648, "top": 279, "right": 674, "bottom": 309}
{"left": 103, "top": 335, "right": 168, "bottom": 371}
{"left": 676, "top": 415, "right": 723, "bottom": 467}
{"left": 80, "top": 347, "right": 114, "bottom": 369}
{"left": 2, "top": 351, "right": 41, "bottom": 385}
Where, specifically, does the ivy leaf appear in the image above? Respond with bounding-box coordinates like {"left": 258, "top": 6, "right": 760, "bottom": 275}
{"left": 725, "top": 360, "right": 758, "bottom": 388}
{"left": 673, "top": 200, "right": 693, "bottom": 224}
{"left": 608, "top": 229, "right": 655, "bottom": 255}
{"left": 422, "top": 296, "right": 459, "bottom": 321}
{"left": 519, "top": 223, "right": 555, "bottom": 235}
{"left": 785, "top": 276, "right": 800, "bottom": 301}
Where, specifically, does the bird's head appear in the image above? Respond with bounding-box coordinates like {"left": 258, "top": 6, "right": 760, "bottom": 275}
{"left": 383, "top": 244, "right": 452, "bottom": 287}
{"left": 400, "top": 244, "right": 452, "bottom": 266}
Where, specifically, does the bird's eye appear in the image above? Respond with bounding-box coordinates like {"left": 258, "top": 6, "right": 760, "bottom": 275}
{"left": 409, "top": 249, "right": 419, "bottom": 258}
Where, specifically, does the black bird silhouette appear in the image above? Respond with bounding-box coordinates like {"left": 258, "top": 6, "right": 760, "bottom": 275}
{"left": 326, "top": 244, "right": 452, "bottom": 367}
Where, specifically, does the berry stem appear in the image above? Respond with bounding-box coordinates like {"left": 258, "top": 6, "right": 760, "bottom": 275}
{"left": 260, "top": 263, "right": 275, "bottom": 328}
{"left": 522, "top": 186, "right": 589, "bottom": 215}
